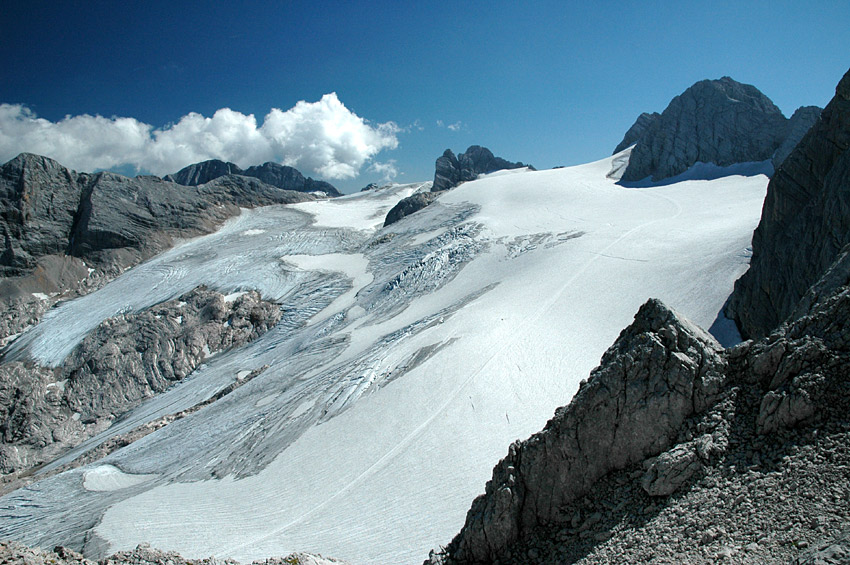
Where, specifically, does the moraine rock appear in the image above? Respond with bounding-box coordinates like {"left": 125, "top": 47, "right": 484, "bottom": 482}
{"left": 617, "top": 77, "right": 821, "bottom": 183}
{"left": 165, "top": 159, "right": 342, "bottom": 197}
{"left": 432, "top": 146, "right": 530, "bottom": 192}
{"left": 0, "top": 286, "right": 281, "bottom": 477}
{"left": 727, "top": 68, "right": 850, "bottom": 339}
{"left": 0, "top": 540, "right": 348, "bottom": 565}
{"left": 383, "top": 192, "right": 439, "bottom": 226}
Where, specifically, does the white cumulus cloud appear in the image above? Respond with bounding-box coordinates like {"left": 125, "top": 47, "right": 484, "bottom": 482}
{"left": 0, "top": 93, "right": 399, "bottom": 179}
{"left": 368, "top": 160, "right": 399, "bottom": 182}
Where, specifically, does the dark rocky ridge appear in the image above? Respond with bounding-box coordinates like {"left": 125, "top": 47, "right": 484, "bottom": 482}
{"left": 0, "top": 286, "right": 281, "bottom": 479}
{"left": 432, "top": 146, "right": 530, "bottom": 192}
{"left": 165, "top": 159, "right": 342, "bottom": 197}
{"left": 0, "top": 153, "right": 314, "bottom": 340}
{"left": 727, "top": 68, "right": 850, "bottom": 339}
{"left": 616, "top": 77, "right": 821, "bottom": 182}
{"left": 383, "top": 191, "right": 439, "bottom": 226}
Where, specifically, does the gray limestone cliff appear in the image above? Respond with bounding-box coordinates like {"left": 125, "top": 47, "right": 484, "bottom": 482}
{"left": 612, "top": 112, "right": 659, "bottom": 154}
{"left": 165, "top": 159, "right": 342, "bottom": 197}
{"left": 432, "top": 146, "right": 529, "bottom": 192}
{"left": 617, "top": 77, "right": 821, "bottom": 183}
{"left": 0, "top": 286, "right": 281, "bottom": 478}
{"left": 727, "top": 68, "right": 850, "bottom": 339}
{"left": 0, "top": 154, "right": 314, "bottom": 340}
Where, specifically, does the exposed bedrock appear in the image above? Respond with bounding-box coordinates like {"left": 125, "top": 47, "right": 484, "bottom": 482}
{"left": 0, "top": 286, "right": 281, "bottom": 478}
{"left": 616, "top": 77, "right": 822, "bottom": 183}
{"left": 165, "top": 158, "right": 342, "bottom": 197}
{"left": 0, "top": 153, "right": 314, "bottom": 339}
{"left": 727, "top": 67, "right": 850, "bottom": 339}
{"left": 384, "top": 191, "right": 439, "bottom": 226}
{"left": 432, "top": 146, "right": 530, "bottom": 192}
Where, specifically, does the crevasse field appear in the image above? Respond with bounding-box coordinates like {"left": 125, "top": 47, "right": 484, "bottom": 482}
{"left": 0, "top": 153, "right": 768, "bottom": 564}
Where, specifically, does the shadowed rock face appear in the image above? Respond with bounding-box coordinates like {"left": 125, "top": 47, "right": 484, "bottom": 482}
{"left": 612, "top": 112, "right": 660, "bottom": 154}
{"left": 432, "top": 146, "right": 529, "bottom": 192}
{"left": 0, "top": 153, "right": 315, "bottom": 340}
{"left": 165, "top": 159, "right": 341, "bottom": 197}
{"left": 617, "top": 77, "right": 821, "bottom": 183}
{"left": 727, "top": 68, "right": 850, "bottom": 339}
{"left": 384, "top": 192, "right": 439, "bottom": 226}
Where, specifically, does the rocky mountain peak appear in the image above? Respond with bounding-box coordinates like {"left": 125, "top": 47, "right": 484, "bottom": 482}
{"left": 615, "top": 77, "right": 820, "bottom": 183}
{"left": 165, "top": 159, "right": 341, "bottom": 197}
{"left": 432, "top": 145, "right": 529, "bottom": 192}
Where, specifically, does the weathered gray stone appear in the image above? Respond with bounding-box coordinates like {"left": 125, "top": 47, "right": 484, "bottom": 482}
{"left": 384, "top": 192, "right": 439, "bottom": 226}
{"left": 727, "top": 68, "right": 850, "bottom": 338}
{"left": 438, "top": 299, "right": 726, "bottom": 563}
{"left": 432, "top": 146, "right": 529, "bottom": 192}
{"left": 641, "top": 443, "right": 702, "bottom": 497}
{"left": 773, "top": 105, "right": 822, "bottom": 169}
{"left": 612, "top": 112, "right": 659, "bottom": 154}
{"left": 166, "top": 159, "right": 341, "bottom": 197}
{"left": 0, "top": 286, "right": 281, "bottom": 477}
{"left": 617, "top": 77, "right": 824, "bottom": 184}
{"left": 0, "top": 153, "right": 315, "bottom": 341}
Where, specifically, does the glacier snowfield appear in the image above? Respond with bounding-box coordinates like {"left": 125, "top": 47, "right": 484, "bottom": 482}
{"left": 0, "top": 155, "right": 767, "bottom": 564}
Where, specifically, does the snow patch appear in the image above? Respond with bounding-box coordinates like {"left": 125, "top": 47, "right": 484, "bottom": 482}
{"left": 82, "top": 465, "right": 156, "bottom": 492}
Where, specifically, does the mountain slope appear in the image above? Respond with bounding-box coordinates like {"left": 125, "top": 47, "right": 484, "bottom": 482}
{"left": 0, "top": 154, "right": 767, "bottom": 564}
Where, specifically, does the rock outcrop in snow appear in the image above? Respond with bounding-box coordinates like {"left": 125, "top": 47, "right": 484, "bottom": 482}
{"left": 384, "top": 191, "right": 439, "bottom": 226}
{"left": 616, "top": 77, "right": 821, "bottom": 183}
{"left": 0, "top": 154, "right": 313, "bottom": 340}
{"left": 432, "top": 146, "right": 529, "bottom": 192}
{"left": 727, "top": 68, "right": 850, "bottom": 339}
{"left": 166, "top": 159, "right": 341, "bottom": 197}
{"left": 0, "top": 286, "right": 280, "bottom": 478}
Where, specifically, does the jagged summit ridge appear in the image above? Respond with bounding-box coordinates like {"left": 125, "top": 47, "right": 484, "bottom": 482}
{"left": 615, "top": 77, "right": 821, "bottom": 182}
{"left": 432, "top": 145, "right": 529, "bottom": 192}
{"left": 165, "top": 159, "right": 341, "bottom": 197}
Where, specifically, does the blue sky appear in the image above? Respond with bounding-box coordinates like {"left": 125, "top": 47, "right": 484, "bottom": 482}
{"left": 1, "top": 0, "right": 848, "bottom": 192}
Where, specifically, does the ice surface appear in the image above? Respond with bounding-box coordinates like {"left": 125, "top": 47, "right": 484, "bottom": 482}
{"left": 0, "top": 160, "right": 768, "bottom": 564}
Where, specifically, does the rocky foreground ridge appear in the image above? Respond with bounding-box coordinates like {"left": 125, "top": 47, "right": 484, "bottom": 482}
{"left": 0, "top": 154, "right": 315, "bottom": 341}
{"left": 426, "top": 69, "right": 850, "bottom": 564}
{"left": 615, "top": 76, "right": 821, "bottom": 183}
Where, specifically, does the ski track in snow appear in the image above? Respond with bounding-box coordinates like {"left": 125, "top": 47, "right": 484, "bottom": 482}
{"left": 0, "top": 162, "right": 768, "bottom": 564}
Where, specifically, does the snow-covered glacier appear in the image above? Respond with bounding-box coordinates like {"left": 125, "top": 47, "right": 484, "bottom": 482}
{"left": 0, "top": 155, "right": 768, "bottom": 564}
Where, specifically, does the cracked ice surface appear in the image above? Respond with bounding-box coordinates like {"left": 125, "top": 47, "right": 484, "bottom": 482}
{"left": 0, "top": 160, "right": 769, "bottom": 564}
